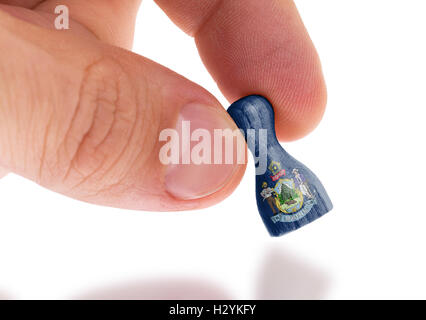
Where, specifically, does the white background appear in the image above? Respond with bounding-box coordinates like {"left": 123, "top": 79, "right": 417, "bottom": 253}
{"left": 1, "top": 0, "right": 425, "bottom": 299}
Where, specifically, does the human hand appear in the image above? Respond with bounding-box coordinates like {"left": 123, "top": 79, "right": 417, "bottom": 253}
{"left": 0, "top": 0, "right": 326, "bottom": 211}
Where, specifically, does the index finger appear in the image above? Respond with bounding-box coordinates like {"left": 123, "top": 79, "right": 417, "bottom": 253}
{"left": 155, "top": 0, "right": 327, "bottom": 141}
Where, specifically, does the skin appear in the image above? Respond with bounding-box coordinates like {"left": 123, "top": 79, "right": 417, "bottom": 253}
{"left": 0, "top": 0, "right": 327, "bottom": 211}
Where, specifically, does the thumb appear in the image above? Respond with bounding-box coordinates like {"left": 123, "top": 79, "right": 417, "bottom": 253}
{"left": 0, "top": 11, "right": 245, "bottom": 211}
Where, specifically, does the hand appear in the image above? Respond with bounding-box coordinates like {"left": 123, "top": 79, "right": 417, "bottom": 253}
{"left": 0, "top": 0, "right": 326, "bottom": 211}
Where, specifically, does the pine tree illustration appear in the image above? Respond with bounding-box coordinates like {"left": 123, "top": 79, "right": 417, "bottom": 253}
{"left": 280, "top": 183, "right": 295, "bottom": 204}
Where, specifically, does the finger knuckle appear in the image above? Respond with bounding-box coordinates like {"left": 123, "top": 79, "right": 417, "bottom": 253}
{"left": 59, "top": 57, "right": 139, "bottom": 189}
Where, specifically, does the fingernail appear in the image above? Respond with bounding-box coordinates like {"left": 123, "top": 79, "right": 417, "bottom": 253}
{"left": 164, "top": 103, "right": 241, "bottom": 200}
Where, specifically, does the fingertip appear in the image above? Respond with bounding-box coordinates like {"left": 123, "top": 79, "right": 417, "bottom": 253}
{"left": 270, "top": 64, "right": 328, "bottom": 141}
{"left": 212, "top": 48, "right": 328, "bottom": 142}
{"left": 192, "top": 0, "right": 327, "bottom": 141}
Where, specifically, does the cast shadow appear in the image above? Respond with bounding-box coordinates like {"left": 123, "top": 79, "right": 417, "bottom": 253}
{"left": 255, "top": 246, "right": 331, "bottom": 300}
{"left": 0, "top": 293, "right": 11, "bottom": 300}
{"left": 75, "top": 278, "right": 232, "bottom": 300}
{"left": 74, "top": 247, "right": 331, "bottom": 300}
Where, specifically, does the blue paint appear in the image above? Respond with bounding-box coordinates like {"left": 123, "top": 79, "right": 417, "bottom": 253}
{"left": 227, "top": 95, "right": 332, "bottom": 236}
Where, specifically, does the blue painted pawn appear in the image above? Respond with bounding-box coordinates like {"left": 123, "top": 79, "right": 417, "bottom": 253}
{"left": 227, "top": 95, "right": 332, "bottom": 236}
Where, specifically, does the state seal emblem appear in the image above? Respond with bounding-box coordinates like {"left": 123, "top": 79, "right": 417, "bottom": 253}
{"left": 273, "top": 178, "right": 304, "bottom": 213}
{"left": 260, "top": 162, "right": 318, "bottom": 223}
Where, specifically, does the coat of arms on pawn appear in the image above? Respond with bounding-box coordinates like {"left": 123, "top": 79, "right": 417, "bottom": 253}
{"left": 260, "top": 161, "right": 318, "bottom": 224}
